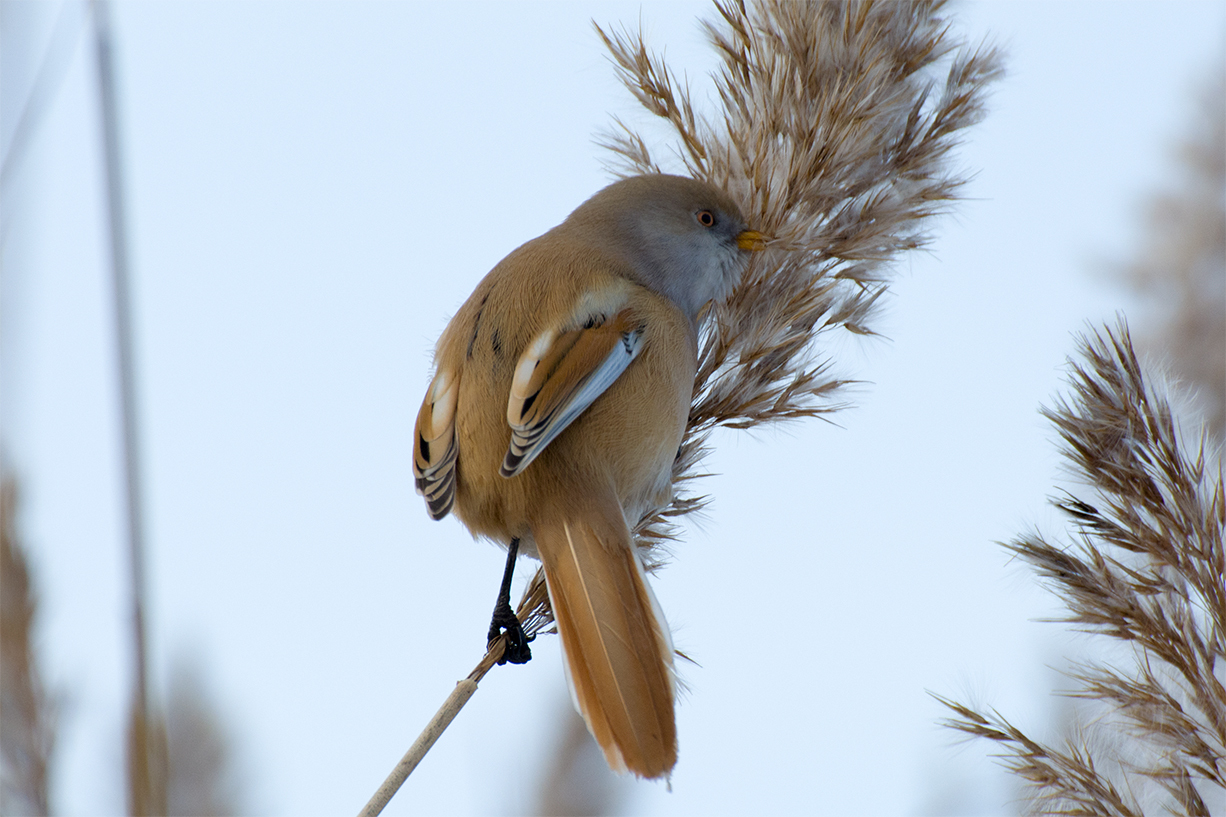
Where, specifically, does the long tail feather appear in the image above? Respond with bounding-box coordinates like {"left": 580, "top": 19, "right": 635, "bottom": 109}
{"left": 535, "top": 514, "right": 677, "bottom": 779}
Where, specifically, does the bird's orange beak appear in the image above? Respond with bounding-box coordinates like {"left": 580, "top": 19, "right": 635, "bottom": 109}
{"left": 736, "top": 229, "right": 768, "bottom": 251}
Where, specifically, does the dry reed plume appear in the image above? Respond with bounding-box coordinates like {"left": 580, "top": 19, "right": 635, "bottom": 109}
{"left": 937, "top": 322, "right": 1225, "bottom": 816}
{"left": 165, "top": 660, "right": 242, "bottom": 816}
{"left": 512, "top": 0, "right": 1003, "bottom": 635}
{"left": 535, "top": 706, "right": 629, "bottom": 817}
{"left": 1, "top": 474, "right": 56, "bottom": 816}
{"left": 0, "top": 485, "right": 239, "bottom": 817}
{"left": 1120, "top": 68, "right": 1225, "bottom": 441}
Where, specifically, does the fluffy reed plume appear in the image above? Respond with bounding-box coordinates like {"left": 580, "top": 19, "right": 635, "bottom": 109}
{"left": 512, "top": 0, "right": 1003, "bottom": 619}
{"left": 1, "top": 474, "right": 56, "bottom": 816}
{"left": 937, "top": 322, "right": 1225, "bottom": 816}
{"left": 535, "top": 706, "right": 628, "bottom": 817}
{"left": 1120, "top": 68, "right": 1225, "bottom": 441}
{"left": 165, "top": 661, "right": 242, "bottom": 817}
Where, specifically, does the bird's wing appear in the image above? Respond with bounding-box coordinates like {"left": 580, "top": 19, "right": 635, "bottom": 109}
{"left": 502, "top": 307, "right": 645, "bottom": 477}
{"left": 413, "top": 367, "right": 460, "bottom": 520}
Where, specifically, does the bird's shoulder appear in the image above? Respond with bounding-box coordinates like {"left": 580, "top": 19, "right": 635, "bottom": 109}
{"left": 445, "top": 230, "right": 637, "bottom": 359}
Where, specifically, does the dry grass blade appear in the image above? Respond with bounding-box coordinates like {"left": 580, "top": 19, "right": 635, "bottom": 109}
{"left": 0, "top": 475, "right": 56, "bottom": 816}
{"left": 938, "top": 320, "right": 1225, "bottom": 816}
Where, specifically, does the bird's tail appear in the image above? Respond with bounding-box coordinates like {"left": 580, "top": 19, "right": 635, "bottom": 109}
{"left": 534, "top": 510, "right": 677, "bottom": 779}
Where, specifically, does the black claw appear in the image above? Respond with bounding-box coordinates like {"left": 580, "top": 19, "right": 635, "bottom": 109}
{"left": 488, "top": 600, "right": 533, "bottom": 665}
{"left": 487, "top": 538, "right": 534, "bottom": 665}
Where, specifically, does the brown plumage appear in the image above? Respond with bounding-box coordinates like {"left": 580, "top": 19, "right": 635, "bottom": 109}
{"left": 414, "top": 174, "right": 761, "bottom": 778}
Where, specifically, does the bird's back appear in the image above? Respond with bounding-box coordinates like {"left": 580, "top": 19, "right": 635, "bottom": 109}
{"left": 437, "top": 226, "right": 695, "bottom": 552}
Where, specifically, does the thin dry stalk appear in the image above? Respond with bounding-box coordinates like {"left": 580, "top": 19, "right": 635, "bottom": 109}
{"left": 360, "top": 575, "right": 551, "bottom": 817}
{"left": 938, "top": 321, "right": 1225, "bottom": 816}
{"left": 126, "top": 698, "right": 168, "bottom": 817}
{"left": 92, "top": 3, "right": 165, "bottom": 811}
{"left": 0, "top": 475, "right": 56, "bottom": 816}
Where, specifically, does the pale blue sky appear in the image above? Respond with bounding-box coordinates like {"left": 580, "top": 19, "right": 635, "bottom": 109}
{"left": 3, "top": 2, "right": 1223, "bottom": 814}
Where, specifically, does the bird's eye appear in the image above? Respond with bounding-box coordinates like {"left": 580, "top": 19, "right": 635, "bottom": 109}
{"left": 696, "top": 210, "right": 716, "bottom": 228}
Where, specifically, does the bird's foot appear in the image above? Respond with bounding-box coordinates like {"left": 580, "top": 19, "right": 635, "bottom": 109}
{"left": 486, "top": 537, "right": 533, "bottom": 665}
{"left": 487, "top": 599, "right": 533, "bottom": 665}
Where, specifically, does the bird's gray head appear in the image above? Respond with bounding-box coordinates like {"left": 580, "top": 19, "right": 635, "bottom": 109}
{"left": 564, "top": 174, "right": 764, "bottom": 323}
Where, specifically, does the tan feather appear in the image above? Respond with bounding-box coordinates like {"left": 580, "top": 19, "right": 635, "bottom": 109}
{"left": 535, "top": 507, "right": 676, "bottom": 779}
{"left": 413, "top": 368, "right": 460, "bottom": 520}
{"left": 502, "top": 308, "right": 645, "bottom": 478}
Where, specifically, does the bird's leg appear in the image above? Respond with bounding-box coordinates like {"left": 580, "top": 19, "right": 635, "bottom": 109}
{"left": 487, "top": 537, "right": 533, "bottom": 665}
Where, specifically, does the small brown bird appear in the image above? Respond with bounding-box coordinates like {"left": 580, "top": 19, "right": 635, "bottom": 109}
{"left": 413, "top": 174, "right": 762, "bottom": 779}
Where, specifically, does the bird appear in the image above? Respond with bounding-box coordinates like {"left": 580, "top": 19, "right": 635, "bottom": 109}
{"left": 413, "top": 173, "right": 763, "bottom": 779}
